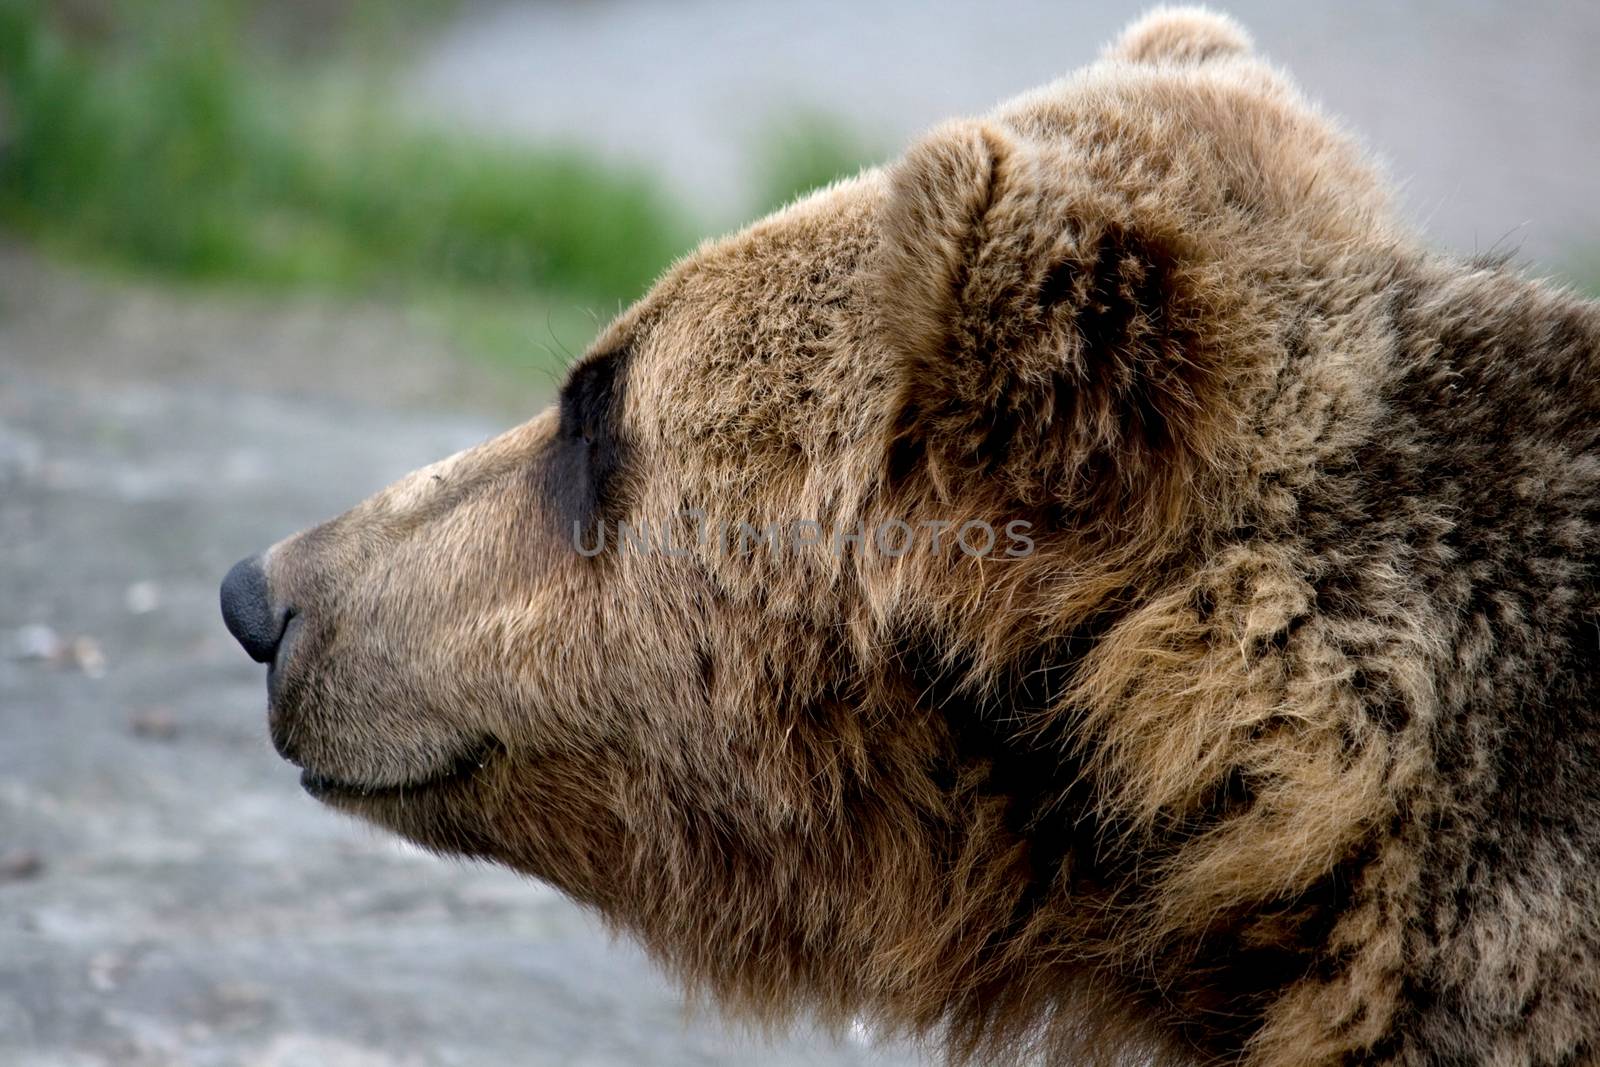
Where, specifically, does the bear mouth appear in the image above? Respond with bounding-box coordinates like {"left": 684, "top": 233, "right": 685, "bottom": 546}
{"left": 299, "top": 740, "right": 500, "bottom": 803}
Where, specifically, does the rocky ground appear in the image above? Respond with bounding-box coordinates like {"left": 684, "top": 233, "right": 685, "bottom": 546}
{"left": 0, "top": 244, "right": 919, "bottom": 1067}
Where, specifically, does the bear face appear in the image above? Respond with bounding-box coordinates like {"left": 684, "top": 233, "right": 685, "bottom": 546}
{"left": 221, "top": 9, "right": 1600, "bottom": 1066}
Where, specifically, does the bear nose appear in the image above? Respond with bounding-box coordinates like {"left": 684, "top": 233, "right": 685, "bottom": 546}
{"left": 220, "top": 555, "right": 288, "bottom": 663}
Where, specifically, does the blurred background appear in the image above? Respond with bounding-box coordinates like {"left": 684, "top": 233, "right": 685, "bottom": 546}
{"left": 0, "top": 2, "right": 1595, "bottom": 1065}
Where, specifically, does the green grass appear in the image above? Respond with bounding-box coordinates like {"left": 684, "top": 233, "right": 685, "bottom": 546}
{"left": 1575, "top": 257, "right": 1600, "bottom": 300}
{"left": 750, "top": 109, "right": 885, "bottom": 216}
{"left": 0, "top": 0, "right": 692, "bottom": 363}
{"left": 419, "top": 291, "right": 612, "bottom": 380}
{"left": 0, "top": 4, "right": 885, "bottom": 371}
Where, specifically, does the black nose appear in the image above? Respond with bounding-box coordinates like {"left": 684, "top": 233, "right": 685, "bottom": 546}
{"left": 220, "top": 555, "right": 286, "bottom": 663}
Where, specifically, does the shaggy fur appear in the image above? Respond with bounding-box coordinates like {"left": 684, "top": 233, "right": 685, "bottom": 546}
{"left": 235, "top": 9, "right": 1600, "bottom": 1064}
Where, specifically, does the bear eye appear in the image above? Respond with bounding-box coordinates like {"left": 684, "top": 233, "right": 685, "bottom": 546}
{"left": 548, "top": 347, "right": 629, "bottom": 531}
{"left": 559, "top": 347, "right": 624, "bottom": 446}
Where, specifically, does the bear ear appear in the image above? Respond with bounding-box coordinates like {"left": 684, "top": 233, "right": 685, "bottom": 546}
{"left": 1103, "top": 6, "right": 1253, "bottom": 65}
{"left": 871, "top": 120, "right": 1222, "bottom": 504}
{"left": 872, "top": 120, "right": 1012, "bottom": 379}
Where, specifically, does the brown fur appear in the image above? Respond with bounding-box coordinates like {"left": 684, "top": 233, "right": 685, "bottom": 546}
{"left": 238, "top": 10, "right": 1600, "bottom": 1064}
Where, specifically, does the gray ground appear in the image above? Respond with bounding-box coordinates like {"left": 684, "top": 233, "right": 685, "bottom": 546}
{"left": 0, "top": 244, "right": 919, "bottom": 1067}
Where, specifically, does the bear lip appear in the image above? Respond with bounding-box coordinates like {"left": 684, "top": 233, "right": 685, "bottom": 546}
{"left": 263, "top": 612, "right": 303, "bottom": 708}
{"left": 298, "top": 740, "right": 499, "bottom": 802}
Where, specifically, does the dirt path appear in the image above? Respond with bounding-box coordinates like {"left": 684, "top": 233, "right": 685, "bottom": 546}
{"left": 0, "top": 245, "right": 916, "bottom": 1066}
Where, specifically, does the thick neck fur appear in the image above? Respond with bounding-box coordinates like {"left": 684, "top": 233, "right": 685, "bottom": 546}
{"left": 597, "top": 260, "right": 1600, "bottom": 1065}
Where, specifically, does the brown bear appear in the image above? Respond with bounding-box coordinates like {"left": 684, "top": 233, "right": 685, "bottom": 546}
{"left": 220, "top": 8, "right": 1600, "bottom": 1065}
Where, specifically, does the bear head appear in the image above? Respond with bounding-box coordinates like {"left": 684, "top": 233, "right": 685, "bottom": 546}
{"left": 222, "top": 9, "right": 1422, "bottom": 1063}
